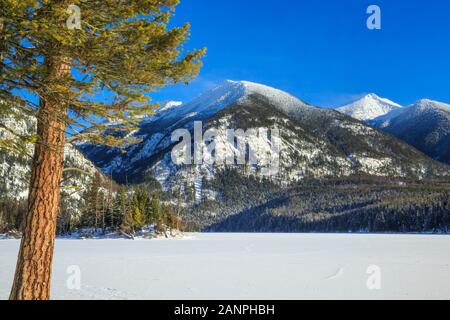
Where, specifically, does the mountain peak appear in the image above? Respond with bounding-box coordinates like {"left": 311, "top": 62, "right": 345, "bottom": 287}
{"left": 336, "top": 93, "right": 402, "bottom": 121}
{"left": 223, "top": 80, "right": 304, "bottom": 102}
{"left": 415, "top": 98, "right": 437, "bottom": 107}
{"left": 413, "top": 99, "right": 450, "bottom": 113}
{"left": 151, "top": 80, "right": 311, "bottom": 124}
{"left": 365, "top": 93, "right": 380, "bottom": 99}
{"left": 160, "top": 100, "right": 183, "bottom": 111}
{"left": 362, "top": 93, "right": 401, "bottom": 107}
{"left": 371, "top": 97, "right": 450, "bottom": 165}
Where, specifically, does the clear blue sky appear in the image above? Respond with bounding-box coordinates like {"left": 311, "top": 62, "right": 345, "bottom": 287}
{"left": 150, "top": 0, "right": 450, "bottom": 107}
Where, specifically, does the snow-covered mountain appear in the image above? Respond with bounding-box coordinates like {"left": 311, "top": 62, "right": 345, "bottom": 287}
{"left": 370, "top": 99, "right": 450, "bottom": 164}
{"left": 77, "top": 80, "right": 448, "bottom": 207}
{"left": 0, "top": 101, "right": 106, "bottom": 216}
{"left": 336, "top": 93, "right": 402, "bottom": 121}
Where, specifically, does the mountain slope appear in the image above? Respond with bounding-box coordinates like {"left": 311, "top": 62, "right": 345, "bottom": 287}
{"left": 75, "top": 81, "right": 450, "bottom": 230}
{"left": 0, "top": 101, "right": 107, "bottom": 217}
{"left": 336, "top": 94, "right": 402, "bottom": 121}
{"left": 208, "top": 177, "right": 450, "bottom": 232}
{"left": 370, "top": 99, "right": 450, "bottom": 164}
{"left": 78, "top": 81, "right": 448, "bottom": 190}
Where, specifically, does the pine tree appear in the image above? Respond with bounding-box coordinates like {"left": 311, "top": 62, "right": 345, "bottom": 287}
{"left": 121, "top": 206, "right": 135, "bottom": 235}
{"left": 151, "top": 193, "right": 161, "bottom": 224}
{"left": 131, "top": 192, "right": 145, "bottom": 229}
{"left": 118, "top": 186, "right": 128, "bottom": 218}
{"left": 2, "top": 0, "right": 204, "bottom": 300}
{"left": 104, "top": 175, "right": 115, "bottom": 229}
{"left": 134, "top": 187, "right": 150, "bottom": 225}
{"left": 110, "top": 186, "right": 126, "bottom": 229}
{"left": 84, "top": 172, "right": 102, "bottom": 229}
{"left": 164, "top": 205, "right": 182, "bottom": 231}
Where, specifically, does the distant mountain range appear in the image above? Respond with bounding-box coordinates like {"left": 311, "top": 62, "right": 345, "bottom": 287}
{"left": 1, "top": 81, "right": 450, "bottom": 232}
{"left": 74, "top": 81, "right": 450, "bottom": 231}
{"left": 370, "top": 99, "right": 450, "bottom": 164}
{"left": 78, "top": 81, "right": 448, "bottom": 191}
{"left": 336, "top": 94, "right": 450, "bottom": 165}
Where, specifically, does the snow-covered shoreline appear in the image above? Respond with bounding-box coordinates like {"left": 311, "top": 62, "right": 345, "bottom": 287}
{"left": 2, "top": 230, "right": 449, "bottom": 241}
{"left": 0, "top": 225, "right": 188, "bottom": 241}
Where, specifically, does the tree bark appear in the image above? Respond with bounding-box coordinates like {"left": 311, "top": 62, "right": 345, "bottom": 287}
{"left": 9, "top": 57, "right": 70, "bottom": 300}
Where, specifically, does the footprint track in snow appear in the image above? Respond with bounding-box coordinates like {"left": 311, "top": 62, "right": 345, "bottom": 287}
{"left": 324, "top": 267, "right": 345, "bottom": 280}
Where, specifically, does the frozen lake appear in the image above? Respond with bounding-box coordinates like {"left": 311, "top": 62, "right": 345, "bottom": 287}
{"left": 1, "top": 233, "right": 450, "bottom": 300}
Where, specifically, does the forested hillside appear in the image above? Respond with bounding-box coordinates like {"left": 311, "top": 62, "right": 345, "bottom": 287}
{"left": 205, "top": 175, "right": 450, "bottom": 233}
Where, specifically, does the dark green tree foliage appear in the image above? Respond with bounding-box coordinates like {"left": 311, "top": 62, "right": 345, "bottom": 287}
{"left": 71, "top": 180, "right": 183, "bottom": 235}
{"left": 2, "top": 170, "right": 450, "bottom": 235}
{"left": 151, "top": 193, "right": 161, "bottom": 223}
{"left": 207, "top": 175, "right": 450, "bottom": 233}
{"left": 82, "top": 172, "right": 103, "bottom": 228}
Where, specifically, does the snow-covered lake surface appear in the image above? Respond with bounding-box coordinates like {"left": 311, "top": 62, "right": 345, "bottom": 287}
{"left": 1, "top": 233, "right": 450, "bottom": 300}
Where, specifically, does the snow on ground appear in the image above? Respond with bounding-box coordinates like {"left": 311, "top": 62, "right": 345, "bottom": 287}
{"left": 1, "top": 233, "right": 450, "bottom": 300}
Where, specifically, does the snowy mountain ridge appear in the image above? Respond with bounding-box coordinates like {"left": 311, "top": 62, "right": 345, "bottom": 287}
{"left": 370, "top": 99, "right": 450, "bottom": 164}
{"left": 336, "top": 93, "right": 403, "bottom": 121}
{"left": 139, "top": 80, "right": 310, "bottom": 125}
{"left": 78, "top": 80, "right": 449, "bottom": 213}
{"left": 413, "top": 99, "right": 450, "bottom": 113}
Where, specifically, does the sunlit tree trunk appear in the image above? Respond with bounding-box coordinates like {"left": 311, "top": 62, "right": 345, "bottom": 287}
{"left": 9, "top": 57, "right": 70, "bottom": 300}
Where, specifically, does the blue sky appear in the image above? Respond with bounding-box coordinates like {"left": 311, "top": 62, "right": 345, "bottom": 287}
{"left": 150, "top": 0, "right": 450, "bottom": 107}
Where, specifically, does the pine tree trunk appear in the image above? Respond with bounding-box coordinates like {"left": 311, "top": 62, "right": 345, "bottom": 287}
{"left": 9, "top": 57, "right": 70, "bottom": 300}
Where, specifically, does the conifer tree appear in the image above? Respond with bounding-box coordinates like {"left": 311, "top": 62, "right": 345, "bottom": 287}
{"left": 151, "top": 193, "right": 161, "bottom": 224}
{"left": 118, "top": 185, "right": 128, "bottom": 216}
{"left": 134, "top": 187, "right": 150, "bottom": 225}
{"left": 111, "top": 185, "right": 127, "bottom": 229}
{"left": 121, "top": 205, "right": 135, "bottom": 235}
{"left": 132, "top": 193, "right": 144, "bottom": 229}
{"left": 85, "top": 172, "right": 102, "bottom": 229}
{"left": 1, "top": 0, "right": 204, "bottom": 300}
